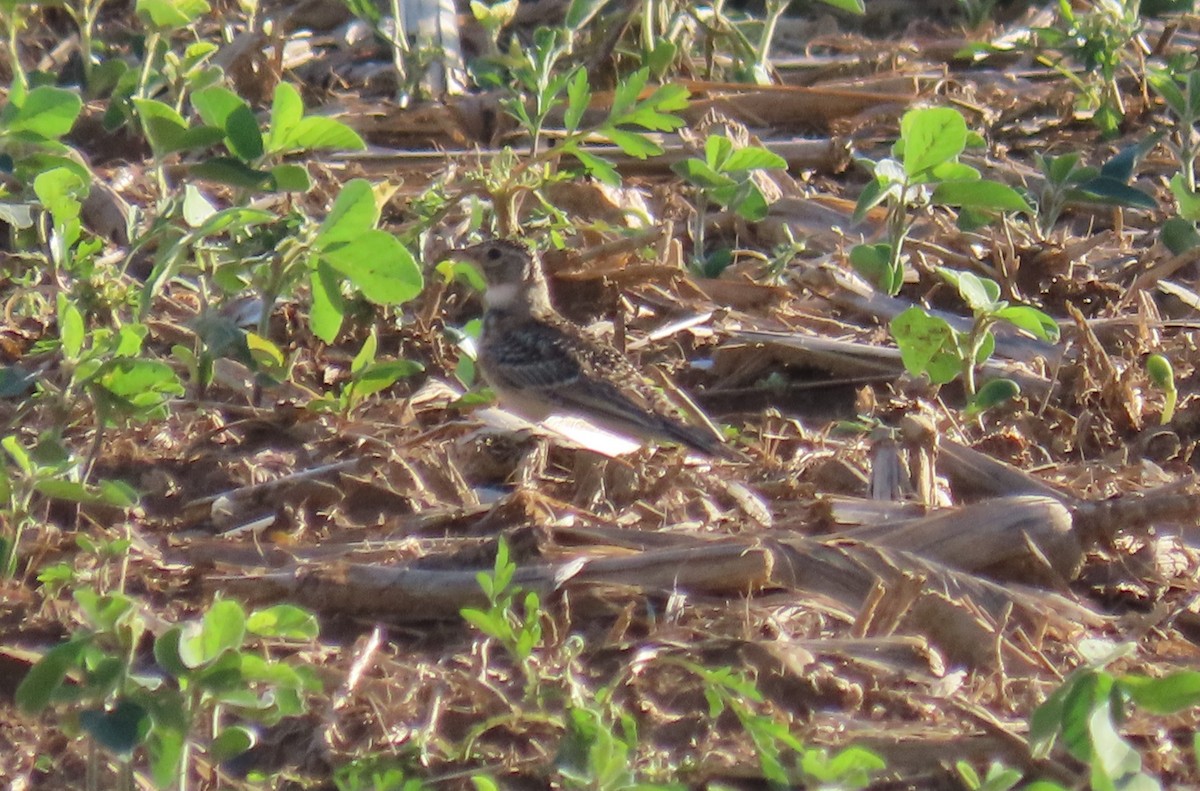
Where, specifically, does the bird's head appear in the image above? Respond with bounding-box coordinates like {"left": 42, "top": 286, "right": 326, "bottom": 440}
{"left": 452, "top": 239, "right": 552, "bottom": 315}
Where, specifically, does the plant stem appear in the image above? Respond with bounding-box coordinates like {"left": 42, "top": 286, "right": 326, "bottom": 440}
{"left": 80, "top": 0, "right": 110, "bottom": 92}
{"left": 754, "top": 0, "right": 787, "bottom": 77}
{"left": 136, "top": 30, "right": 160, "bottom": 100}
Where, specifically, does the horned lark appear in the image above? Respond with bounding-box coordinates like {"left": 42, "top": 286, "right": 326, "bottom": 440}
{"left": 452, "top": 239, "right": 731, "bottom": 458}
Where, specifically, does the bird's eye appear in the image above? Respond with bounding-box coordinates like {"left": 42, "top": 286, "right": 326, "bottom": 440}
{"left": 486, "top": 247, "right": 502, "bottom": 261}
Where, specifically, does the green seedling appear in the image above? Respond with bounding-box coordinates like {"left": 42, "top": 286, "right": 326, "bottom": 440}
{"left": 965, "top": 377, "right": 1021, "bottom": 417}
{"left": 460, "top": 537, "right": 545, "bottom": 700}
{"left": 471, "top": 0, "right": 519, "bottom": 57}
{"left": 672, "top": 133, "right": 788, "bottom": 275}
{"left": 673, "top": 660, "right": 884, "bottom": 788}
{"left": 890, "top": 267, "right": 1059, "bottom": 397}
{"left": 676, "top": 0, "right": 863, "bottom": 84}
{"left": 1030, "top": 639, "right": 1200, "bottom": 791}
{"left": 141, "top": 178, "right": 423, "bottom": 346}
{"left": 852, "top": 106, "right": 1032, "bottom": 296}
{"left": 307, "top": 328, "right": 424, "bottom": 414}
{"left": 1150, "top": 68, "right": 1200, "bottom": 195}
{"left": 17, "top": 595, "right": 320, "bottom": 790}
{"left": 0, "top": 86, "right": 87, "bottom": 243}
{"left": 466, "top": 52, "right": 688, "bottom": 232}
{"left": 956, "top": 761, "right": 1024, "bottom": 791}
{"left": 1036, "top": 138, "right": 1158, "bottom": 235}
{"left": 1146, "top": 68, "right": 1200, "bottom": 253}
{"left": 0, "top": 434, "right": 138, "bottom": 579}
{"left": 1031, "top": 0, "right": 1145, "bottom": 137}
{"left": 55, "top": 294, "right": 185, "bottom": 424}
{"left": 1146, "top": 353, "right": 1177, "bottom": 424}
{"left": 135, "top": 80, "right": 364, "bottom": 195}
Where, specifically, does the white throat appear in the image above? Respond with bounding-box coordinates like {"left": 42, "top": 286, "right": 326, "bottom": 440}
{"left": 484, "top": 282, "right": 522, "bottom": 309}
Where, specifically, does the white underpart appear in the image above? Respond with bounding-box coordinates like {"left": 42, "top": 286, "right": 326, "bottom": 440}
{"left": 476, "top": 405, "right": 643, "bottom": 458}
{"left": 484, "top": 282, "right": 521, "bottom": 309}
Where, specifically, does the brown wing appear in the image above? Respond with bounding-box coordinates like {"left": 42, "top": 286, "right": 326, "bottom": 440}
{"left": 482, "top": 316, "right": 727, "bottom": 456}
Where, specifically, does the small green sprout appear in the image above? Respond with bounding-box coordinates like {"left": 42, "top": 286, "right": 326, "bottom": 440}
{"left": 1146, "top": 353, "right": 1177, "bottom": 425}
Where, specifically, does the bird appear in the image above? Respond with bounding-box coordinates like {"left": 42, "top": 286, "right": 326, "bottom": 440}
{"left": 451, "top": 239, "right": 732, "bottom": 459}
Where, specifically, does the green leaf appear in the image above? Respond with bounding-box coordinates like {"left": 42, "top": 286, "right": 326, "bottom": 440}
{"left": 97, "top": 359, "right": 183, "bottom": 400}
{"left": 15, "top": 637, "right": 91, "bottom": 713}
{"left": 3, "top": 435, "right": 33, "bottom": 476}
{"left": 941, "top": 268, "right": 997, "bottom": 313}
{"left": 1169, "top": 173, "right": 1200, "bottom": 221}
{"left": 34, "top": 167, "right": 86, "bottom": 223}
{"left": 57, "top": 294, "right": 84, "bottom": 361}
{"left": 1074, "top": 176, "right": 1157, "bottom": 210}
{"left": 968, "top": 378, "right": 1020, "bottom": 414}
{"left": 1088, "top": 697, "right": 1142, "bottom": 780}
{"left": 210, "top": 725, "right": 255, "bottom": 763}
{"left": 1030, "top": 678, "right": 1071, "bottom": 758}
{"left": 154, "top": 627, "right": 189, "bottom": 678}
{"left": 34, "top": 478, "right": 107, "bottom": 504}
{"left": 1120, "top": 671, "right": 1200, "bottom": 714}
{"left": 317, "top": 179, "right": 378, "bottom": 248}
{"left": 610, "top": 68, "right": 648, "bottom": 119}
{"left": 460, "top": 608, "right": 506, "bottom": 640}
{"left": 1060, "top": 672, "right": 1105, "bottom": 762}
{"left": 180, "top": 599, "right": 246, "bottom": 667}
{"left": 134, "top": 98, "right": 224, "bottom": 155}
{"left": 565, "top": 0, "right": 610, "bottom": 29}
{"left": 815, "top": 0, "right": 864, "bottom": 12}
{"left": 722, "top": 146, "right": 787, "bottom": 172}
{"left": 350, "top": 360, "right": 425, "bottom": 402}
{"left": 927, "top": 161, "right": 979, "bottom": 182}
{"left": 890, "top": 307, "right": 960, "bottom": 384}
{"left": 849, "top": 243, "right": 895, "bottom": 292}
{"left": 146, "top": 722, "right": 187, "bottom": 787}
{"left": 564, "top": 68, "right": 590, "bottom": 131}
{"left": 266, "top": 82, "right": 304, "bottom": 153}
{"left": 4, "top": 86, "right": 82, "bottom": 140}
{"left": 994, "top": 305, "right": 1061, "bottom": 342}
{"left": 436, "top": 260, "right": 486, "bottom": 291}
{"left": 932, "top": 180, "right": 1033, "bottom": 213}
{"left": 852, "top": 173, "right": 900, "bottom": 222}
{"left": 98, "top": 479, "right": 139, "bottom": 508}
{"left": 705, "top": 134, "right": 733, "bottom": 170}
{"left": 80, "top": 699, "right": 150, "bottom": 756}
{"left": 191, "top": 86, "right": 263, "bottom": 160}
{"left": 900, "top": 107, "right": 967, "bottom": 177}
{"left": 320, "top": 231, "right": 424, "bottom": 305}
{"left": 189, "top": 157, "right": 272, "bottom": 190}
{"left": 1162, "top": 217, "right": 1200, "bottom": 255}
{"left": 269, "top": 163, "right": 311, "bottom": 192}
{"left": 182, "top": 184, "right": 217, "bottom": 227}
{"left": 191, "top": 206, "right": 275, "bottom": 238}
{"left": 136, "top": 0, "right": 210, "bottom": 28}
{"left": 0, "top": 202, "right": 34, "bottom": 229}
{"left": 1100, "top": 135, "right": 1161, "bottom": 182}
{"left": 309, "top": 259, "right": 344, "bottom": 343}
{"left": 603, "top": 127, "right": 661, "bottom": 158}
{"left": 275, "top": 116, "right": 364, "bottom": 153}
{"left": 731, "top": 184, "right": 770, "bottom": 221}
{"left": 246, "top": 605, "right": 319, "bottom": 639}
{"left": 1044, "top": 152, "right": 1084, "bottom": 185}
{"left": 351, "top": 330, "right": 377, "bottom": 375}
{"left": 1149, "top": 71, "right": 1188, "bottom": 118}
{"left": 571, "top": 149, "right": 620, "bottom": 187}
{"left": 645, "top": 40, "right": 677, "bottom": 78}
{"left": 672, "top": 157, "right": 735, "bottom": 191}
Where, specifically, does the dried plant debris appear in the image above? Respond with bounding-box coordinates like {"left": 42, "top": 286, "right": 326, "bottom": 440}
{"left": 5, "top": 0, "right": 1200, "bottom": 788}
